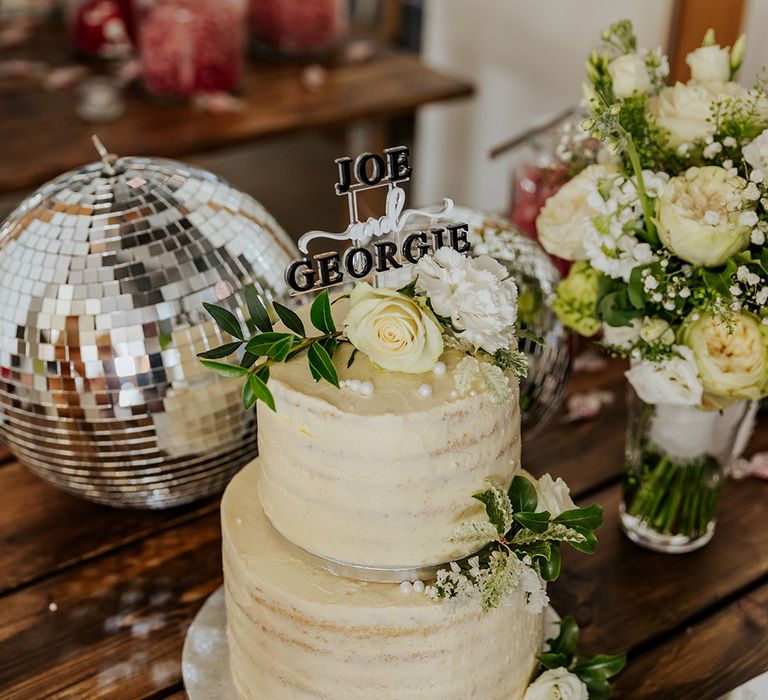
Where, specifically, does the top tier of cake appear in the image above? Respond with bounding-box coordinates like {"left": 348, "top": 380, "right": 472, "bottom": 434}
{"left": 256, "top": 302, "right": 521, "bottom": 570}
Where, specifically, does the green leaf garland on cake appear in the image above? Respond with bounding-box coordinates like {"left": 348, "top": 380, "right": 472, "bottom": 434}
{"left": 524, "top": 616, "right": 626, "bottom": 700}
{"left": 198, "top": 250, "right": 530, "bottom": 410}
{"left": 427, "top": 474, "right": 603, "bottom": 612}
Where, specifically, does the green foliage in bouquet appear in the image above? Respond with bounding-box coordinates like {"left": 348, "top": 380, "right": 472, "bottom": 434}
{"left": 428, "top": 476, "right": 603, "bottom": 610}
{"left": 535, "top": 616, "right": 626, "bottom": 700}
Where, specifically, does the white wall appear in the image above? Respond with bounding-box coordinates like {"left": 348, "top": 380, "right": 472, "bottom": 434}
{"left": 739, "top": 0, "right": 768, "bottom": 88}
{"left": 414, "top": 0, "right": 674, "bottom": 212}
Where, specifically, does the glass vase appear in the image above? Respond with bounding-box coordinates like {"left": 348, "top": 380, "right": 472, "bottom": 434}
{"left": 620, "top": 387, "right": 757, "bottom": 553}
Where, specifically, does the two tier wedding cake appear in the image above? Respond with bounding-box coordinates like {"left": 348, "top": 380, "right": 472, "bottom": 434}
{"left": 199, "top": 147, "right": 615, "bottom": 699}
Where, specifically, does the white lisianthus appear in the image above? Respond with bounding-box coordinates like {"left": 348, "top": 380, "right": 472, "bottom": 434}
{"left": 535, "top": 473, "right": 577, "bottom": 517}
{"left": 343, "top": 283, "right": 443, "bottom": 373}
{"left": 536, "top": 164, "right": 617, "bottom": 261}
{"left": 608, "top": 53, "right": 651, "bottom": 98}
{"left": 602, "top": 319, "right": 642, "bottom": 348}
{"left": 657, "top": 166, "right": 750, "bottom": 266}
{"left": 679, "top": 312, "right": 768, "bottom": 402}
{"left": 625, "top": 345, "right": 704, "bottom": 406}
{"left": 743, "top": 129, "right": 768, "bottom": 170}
{"left": 524, "top": 668, "right": 589, "bottom": 700}
{"left": 647, "top": 82, "right": 716, "bottom": 146}
{"left": 640, "top": 317, "right": 675, "bottom": 345}
{"left": 415, "top": 248, "right": 518, "bottom": 355}
{"left": 686, "top": 44, "right": 731, "bottom": 84}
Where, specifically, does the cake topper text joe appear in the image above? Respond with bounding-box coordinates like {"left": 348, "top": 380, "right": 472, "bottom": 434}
{"left": 286, "top": 146, "right": 470, "bottom": 294}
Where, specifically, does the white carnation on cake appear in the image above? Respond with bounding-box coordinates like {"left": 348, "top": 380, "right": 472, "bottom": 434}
{"left": 524, "top": 668, "right": 589, "bottom": 700}
{"left": 624, "top": 345, "right": 704, "bottom": 407}
{"left": 343, "top": 283, "right": 443, "bottom": 373}
{"left": 415, "top": 248, "right": 518, "bottom": 355}
{"left": 535, "top": 474, "right": 577, "bottom": 518}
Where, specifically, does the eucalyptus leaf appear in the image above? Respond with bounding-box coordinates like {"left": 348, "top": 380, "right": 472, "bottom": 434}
{"left": 202, "top": 302, "right": 244, "bottom": 340}
{"left": 273, "top": 301, "right": 305, "bottom": 336}
{"left": 508, "top": 476, "right": 538, "bottom": 513}
{"left": 197, "top": 341, "right": 242, "bottom": 359}
{"left": 248, "top": 372, "right": 276, "bottom": 412}
{"left": 244, "top": 285, "right": 272, "bottom": 333}
{"left": 199, "top": 358, "right": 249, "bottom": 378}
{"left": 307, "top": 342, "right": 339, "bottom": 388}
{"left": 310, "top": 289, "right": 336, "bottom": 333}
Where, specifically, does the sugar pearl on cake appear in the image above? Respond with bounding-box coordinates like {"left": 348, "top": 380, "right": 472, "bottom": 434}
{"left": 432, "top": 361, "right": 446, "bottom": 376}
{"left": 359, "top": 380, "right": 374, "bottom": 397}
{"left": 469, "top": 389, "right": 478, "bottom": 397}
{"left": 449, "top": 390, "right": 458, "bottom": 399}
{"left": 412, "top": 580, "right": 425, "bottom": 594}
{"left": 348, "top": 379, "right": 362, "bottom": 392}
{"left": 399, "top": 581, "right": 413, "bottom": 594}
{"left": 417, "top": 384, "right": 432, "bottom": 398}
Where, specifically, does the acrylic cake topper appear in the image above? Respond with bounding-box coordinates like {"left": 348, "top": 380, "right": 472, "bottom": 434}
{"left": 286, "top": 146, "right": 470, "bottom": 294}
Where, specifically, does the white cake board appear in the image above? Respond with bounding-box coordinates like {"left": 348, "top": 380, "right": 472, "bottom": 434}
{"left": 182, "top": 585, "right": 562, "bottom": 700}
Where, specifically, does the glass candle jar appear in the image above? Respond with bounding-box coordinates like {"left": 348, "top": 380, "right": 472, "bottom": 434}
{"left": 247, "top": 0, "right": 347, "bottom": 59}
{"left": 139, "top": 0, "right": 245, "bottom": 97}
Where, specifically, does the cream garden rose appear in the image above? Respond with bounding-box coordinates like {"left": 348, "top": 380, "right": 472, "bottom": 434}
{"left": 679, "top": 312, "right": 768, "bottom": 402}
{"left": 657, "top": 166, "right": 750, "bottom": 266}
{"left": 524, "top": 668, "right": 588, "bottom": 700}
{"left": 647, "top": 82, "right": 716, "bottom": 146}
{"left": 536, "top": 164, "right": 616, "bottom": 261}
{"left": 608, "top": 53, "right": 651, "bottom": 98}
{"left": 686, "top": 44, "right": 730, "bottom": 84}
{"left": 343, "top": 283, "right": 443, "bottom": 373}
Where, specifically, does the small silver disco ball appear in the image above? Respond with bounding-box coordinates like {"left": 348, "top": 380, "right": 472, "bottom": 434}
{"left": 452, "top": 207, "right": 570, "bottom": 437}
{"left": 0, "top": 148, "right": 296, "bottom": 508}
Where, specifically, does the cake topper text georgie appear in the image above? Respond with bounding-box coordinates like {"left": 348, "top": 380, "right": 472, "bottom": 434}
{"left": 286, "top": 146, "right": 470, "bottom": 294}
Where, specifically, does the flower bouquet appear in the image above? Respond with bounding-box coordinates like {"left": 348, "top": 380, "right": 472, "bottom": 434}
{"left": 537, "top": 21, "right": 767, "bottom": 552}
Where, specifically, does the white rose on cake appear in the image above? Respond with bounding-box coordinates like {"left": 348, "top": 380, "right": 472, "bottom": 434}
{"left": 686, "top": 44, "right": 731, "bottom": 84}
{"left": 415, "top": 248, "right": 518, "bottom": 355}
{"left": 343, "top": 283, "right": 443, "bottom": 373}
{"left": 524, "top": 668, "right": 589, "bottom": 700}
{"left": 608, "top": 53, "right": 651, "bottom": 98}
{"left": 535, "top": 474, "right": 577, "bottom": 517}
{"left": 680, "top": 312, "right": 768, "bottom": 403}
{"left": 657, "top": 166, "right": 750, "bottom": 266}
{"left": 536, "top": 164, "right": 617, "bottom": 261}
{"left": 625, "top": 345, "right": 704, "bottom": 406}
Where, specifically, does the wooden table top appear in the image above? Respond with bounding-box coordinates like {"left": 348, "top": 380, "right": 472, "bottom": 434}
{"left": 0, "top": 357, "right": 766, "bottom": 699}
{"left": 0, "top": 29, "right": 473, "bottom": 195}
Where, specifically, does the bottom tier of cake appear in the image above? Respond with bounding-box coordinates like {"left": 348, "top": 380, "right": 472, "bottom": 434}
{"left": 222, "top": 461, "right": 545, "bottom": 700}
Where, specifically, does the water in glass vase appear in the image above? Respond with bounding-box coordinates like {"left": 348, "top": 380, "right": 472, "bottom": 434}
{"left": 620, "top": 390, "right": 757, "bottom": 553}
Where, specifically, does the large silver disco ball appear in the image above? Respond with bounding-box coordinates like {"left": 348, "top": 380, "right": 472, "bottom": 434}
{"left": 453, "top": 207, "right": 570, "bottom": 437}
{"left": 0, "top": 152, "right": 296, "bottom": 508}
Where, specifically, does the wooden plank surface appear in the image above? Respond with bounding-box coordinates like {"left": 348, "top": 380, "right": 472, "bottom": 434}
{"left": 613, "top": 579, "right": 768, "bottom": 699}
{"left": 0, "top": 30, "right": 472, "bottom": 194}
{"left": 0, "top": 462, "right": 217, "bottom": 595}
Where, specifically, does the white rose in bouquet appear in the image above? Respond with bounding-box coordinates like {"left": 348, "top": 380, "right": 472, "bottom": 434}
{"left": 535, "top": 474, "right": 577, "bottom": 517}
{"left": 647, "top": 82, "right": 716, "bottom": 146}
{"left": 524, "top": 668, "right": 588, "bottom": 700}
{"left": 608, "top": 53, "right": 651, "bottom": 98}
{"left": 536, "top": 164, "right": 616, "bottom": 261}
{"left": 343, "top": 283, "right": 444, "bottom": 373}
{"left": 415, "top": 248, "right": 518, "bottom": 355}
{"left": 602, "top": 319, "right": 642, "bottom": 348}
{"left": 657, "top": 166, "right": 750, "bottom": 266}
{"left": 680, "top": 312, "right": 768, "bottom": 402}
{"left": 625, "top": 345, "right": 704, "bottom": 406}
{"left": 640, "top": 317, "right": 675, "bottom": 345}
{"left": 743, "top": 129, "right": 768, "bottom": 170}
{"left": 686, "top": 45, "right": 731, "bottom": 84}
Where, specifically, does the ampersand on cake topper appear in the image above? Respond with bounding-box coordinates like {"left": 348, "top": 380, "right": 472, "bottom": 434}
{"left": 286, "top": 145, "right": 470, "bottom": 294}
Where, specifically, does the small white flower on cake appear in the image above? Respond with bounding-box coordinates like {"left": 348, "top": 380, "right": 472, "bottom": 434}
{"left": 414, "top": 248, "right": 518, "bottom": 354}
{"left": 524, "top": 668, "right": 589, "bottom": 700}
